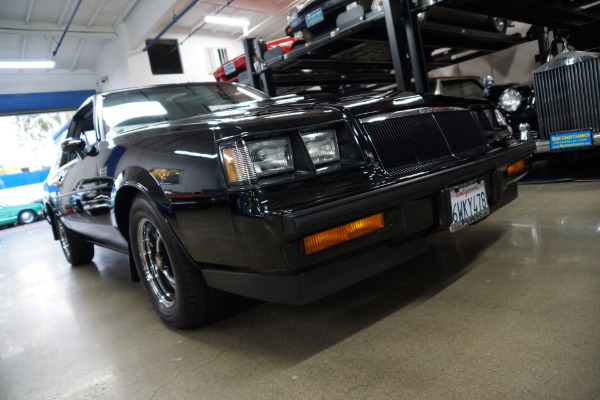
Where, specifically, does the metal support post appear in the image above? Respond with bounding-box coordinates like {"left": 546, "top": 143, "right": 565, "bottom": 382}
{"left": 382, "top": 0, "right": 411, "bottom": 92}
{"left": 242, "top": 38, "right": 260, "bottom": 89}
{"left": 254, "top": 40, "right": 277, "bottom": 96}
{"left": 402, "top": 0, "right": 429, "bottom": 93}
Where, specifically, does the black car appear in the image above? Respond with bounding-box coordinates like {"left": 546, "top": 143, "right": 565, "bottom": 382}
{"left": 485, "top": 82, "right": 537, "bottom": 142}
{"left": 44, "top": 82, "right": 533, "bottom": 328}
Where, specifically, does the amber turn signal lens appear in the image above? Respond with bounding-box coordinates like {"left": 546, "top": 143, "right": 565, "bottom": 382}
{"left": 507, "top": 159, "right": 527, "bottom": 177}
{"left": 303, "top": 213, "right": 386, "bottom": 255}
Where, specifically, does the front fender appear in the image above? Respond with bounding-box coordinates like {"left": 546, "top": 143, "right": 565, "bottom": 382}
{"left": 111, "top": 166, "right": 171, "bottom": 240}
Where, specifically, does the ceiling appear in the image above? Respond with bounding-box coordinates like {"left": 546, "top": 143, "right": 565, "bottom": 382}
{"left": 0, "top": 0, "right": 305, "bottom": 73}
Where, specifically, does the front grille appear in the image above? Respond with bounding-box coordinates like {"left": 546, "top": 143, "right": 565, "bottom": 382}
{"left": 361, "top": 110, "right": 488, "bottom": 177}
{"left": 534, "top": 57, "right": 600, "bottom": 140}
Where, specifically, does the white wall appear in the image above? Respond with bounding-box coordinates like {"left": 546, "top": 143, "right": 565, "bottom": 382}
{"left": 429, "top": 23, "right": 543, "bottom": 85}
{"left": 126, "top": 28, "right": 244, "bottom": 87}
{"left": 93, "top": 26, "right": 244, "bottom": 91}
{"left": 0, "top": 71, "right": 97, "bottom": 95}
{"left": 429, "top": 41, "right": 541, "bottom": 85}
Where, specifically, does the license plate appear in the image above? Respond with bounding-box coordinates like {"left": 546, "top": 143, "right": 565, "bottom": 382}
{"left": 449, "top": 179, "right": 489, "bottom": 232}
{"left": 223, "top": 61, "right": 236, "bottom": 76}
{"left": 550, "top": 129, "right": 592, "bottom": 151}
{"left": 306, "top": 7, "right": 324, "bottom": 27}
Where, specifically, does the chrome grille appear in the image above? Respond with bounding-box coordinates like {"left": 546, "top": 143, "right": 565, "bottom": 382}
{"left": 361, "top": 110, "right": 488, "bottom": 177}
{"left": 534, "top": 57, "right": 600, "bottom": 140}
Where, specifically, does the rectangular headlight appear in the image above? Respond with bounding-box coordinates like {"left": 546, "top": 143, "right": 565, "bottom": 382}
{"left": 301, "top": 129, "right": 340, "bottom": 165}
{"left": 246, "top": 138, "right": 294, "bottom": 177}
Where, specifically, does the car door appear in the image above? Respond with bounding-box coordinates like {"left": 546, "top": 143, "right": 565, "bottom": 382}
{"left": 55, "top": 99, "right": 126, "bottom": 250}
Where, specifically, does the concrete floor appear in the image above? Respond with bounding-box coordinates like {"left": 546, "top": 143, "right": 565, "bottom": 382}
{"left": 1, "top": 159, "right": 599, "bottom": 399}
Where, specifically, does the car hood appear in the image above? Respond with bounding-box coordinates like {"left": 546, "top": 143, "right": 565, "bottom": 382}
{"left": 112, "top": 90, "right": 489, "bottom": 143}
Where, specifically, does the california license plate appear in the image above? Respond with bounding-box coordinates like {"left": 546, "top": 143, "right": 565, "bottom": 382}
{"left": 449, "top": 179, "right": 489, "bottom": 232}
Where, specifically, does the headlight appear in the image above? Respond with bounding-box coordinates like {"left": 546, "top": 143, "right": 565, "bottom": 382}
{"left": 221, "top": 138, "right": 294, "bottom": 183}
{"left": 287, "top": 7, "right": 298, "bottom": 23}
{"left": 301, "top": 130, "right": 340, "bottom": 165}
{"left": 499, "top": 88, "right": 522, "bottom": 112}
{"left": 246, "top": 138, "right": 294, "bottom": 177}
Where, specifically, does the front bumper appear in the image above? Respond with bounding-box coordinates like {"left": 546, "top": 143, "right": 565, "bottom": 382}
{"left": 201, "top": 141, "right": 534, "bottom": 304}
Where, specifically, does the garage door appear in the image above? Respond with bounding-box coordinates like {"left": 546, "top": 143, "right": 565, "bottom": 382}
{"left": 0, "top": 90, "right": 95, "bottom": 116}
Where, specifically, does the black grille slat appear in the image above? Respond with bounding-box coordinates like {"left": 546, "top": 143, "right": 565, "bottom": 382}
{"left": 362, "top": 110, "right": 488, "bottom": 177}
{"left": 534, "top": 57, "right": 600, "bottom": 140}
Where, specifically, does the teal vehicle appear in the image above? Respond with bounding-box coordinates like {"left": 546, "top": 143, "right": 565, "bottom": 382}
{"left": 0, "top": 202, "right": 43, "bottom": 227}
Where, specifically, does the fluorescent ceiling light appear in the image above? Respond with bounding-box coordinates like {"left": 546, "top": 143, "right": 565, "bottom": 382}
{"left": 0, "top": 61, "right": 55, "bottom": 69}
{"left": 204, "top": 16, "right": 249, "bottom": 27}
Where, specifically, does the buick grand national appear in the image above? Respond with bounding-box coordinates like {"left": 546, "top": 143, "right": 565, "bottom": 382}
{"left": 43, "top": 82, "right": 534, "bottom": 328}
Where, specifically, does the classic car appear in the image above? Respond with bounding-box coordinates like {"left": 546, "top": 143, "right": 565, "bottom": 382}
{"left": 417, "top": 6, "right": 508, "bottom": 34}
{"left": 214, "top": 37, "right": 305, "bottom": 82}
{"left": 43, "top": 82, "right": 534, "bottom": 328}
{"left": 483, "top": 42, "right": 600, "bottom": 153}
{"left": 285, "top": 0, "right": 508, "bottom": 40}
{"left": 0, "top": 201, "right": 43, "bottom": 227}
{"left": 484, "top": 82, "right": 537, "bottom": 142}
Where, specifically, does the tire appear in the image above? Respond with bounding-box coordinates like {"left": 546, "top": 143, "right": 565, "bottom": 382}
{"left": 18, "top": 209, "right": 37, "bottom": 225}
{"left": 56, "top": 219, "right": 94, "bottom": 265}
{"left": 128, "top": 194, "right": 227, "bottom": 329}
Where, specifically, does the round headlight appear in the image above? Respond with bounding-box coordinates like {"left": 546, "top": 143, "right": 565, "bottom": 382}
{"left": 287, "top": 7, "right": 299, "bottom": 23}
{"left": 499, "top": 88, "right": 523, "bottom": 112}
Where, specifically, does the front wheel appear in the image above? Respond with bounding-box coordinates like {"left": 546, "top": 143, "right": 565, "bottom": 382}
{"left": 56, "top": 218, "right": 94, "bottom": 265}
{"left": 128, "top": 194, "right": 227, "bottom": 329}
{"left": 18, "top": 209, "right": 37, "bottom": 224}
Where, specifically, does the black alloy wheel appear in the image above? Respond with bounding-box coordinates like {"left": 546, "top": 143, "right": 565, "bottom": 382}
{"left": 128, "top": 194, "right": 227, "bottom": 329}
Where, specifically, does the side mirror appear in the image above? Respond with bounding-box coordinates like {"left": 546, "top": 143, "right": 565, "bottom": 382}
{"left": 61, "top": 138, "right": 86, "bottom": 159}
{"left": 483, "top": 75, "right": 495, "bottom": 88}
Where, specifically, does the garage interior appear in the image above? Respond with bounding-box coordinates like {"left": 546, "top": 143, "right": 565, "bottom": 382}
{"left": 1, "top": 0, "right": 599, "bottom": 399}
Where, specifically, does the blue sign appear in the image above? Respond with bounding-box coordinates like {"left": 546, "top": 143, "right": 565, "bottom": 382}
{"left": 305, "top": 7, "right": 324, "bottom": 27}
{"left": 223, "top": 61, "right": 236, "bottom": 76}
{"left": 550, "top": 129, "right": 592, "bottom": 151}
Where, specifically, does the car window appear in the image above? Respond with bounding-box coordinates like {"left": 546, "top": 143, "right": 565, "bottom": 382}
{"left": 440, "top": 79, "right": 484, "bottom": 99}
{"left": 101, "top": 84, "right": 268, "bottom": 138}
{"left": 60, "top": 102, "right": 96, "bottom": 167}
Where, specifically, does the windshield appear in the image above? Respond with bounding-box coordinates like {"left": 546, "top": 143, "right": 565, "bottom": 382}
{"left": 439, "top": 79, "right": 484, "bottom": 99}
{"left": 101, "top": 83, "right": 268, "bottom": 137}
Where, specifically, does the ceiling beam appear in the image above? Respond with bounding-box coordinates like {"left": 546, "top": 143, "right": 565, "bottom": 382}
{"left": 0, "top": 19, "right": 117, "bottom": 39}
{"left": 70, "top": 38, "right": 85, "bottom": 71}
{"left": 25, "top": 0, "right": 36, "bottom": 25}
{"left": 199, "top": 0, "right": 296, "bottom": 15}
{"left": 113, "top": 0, "right": 140, "bottom": 29}
{"left": 21, "top": 36, "right": 28, "bottom": 59}
{"left": 57, "top": 0, "right": 74, "bottom": 26}
{"left": 86, "top": 0, "right": 107, "bottom": 27}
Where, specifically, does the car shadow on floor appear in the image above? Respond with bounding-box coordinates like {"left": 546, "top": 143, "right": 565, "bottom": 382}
{"left": 178, "top": 222, "right": 509, "bottom": 364}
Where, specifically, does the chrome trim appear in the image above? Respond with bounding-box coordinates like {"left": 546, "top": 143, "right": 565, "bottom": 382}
{"left": 359, "top": 107, "right": 467, "bottom": 124}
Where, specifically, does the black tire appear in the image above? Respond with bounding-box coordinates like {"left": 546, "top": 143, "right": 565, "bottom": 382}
{"left": 128, "top": 194, "right": 227, "bottom": 329}
{"left": 18, "top": 209, "right": 37, "bottom": 225}
{"left": 56, "top": 218, "right": 94, "bottom": 265}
